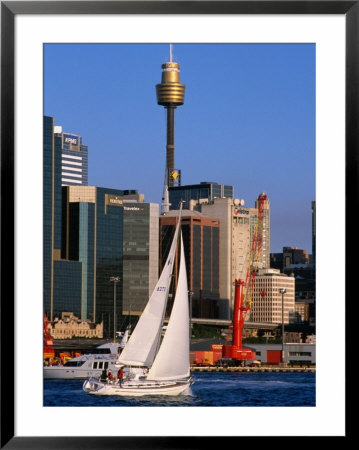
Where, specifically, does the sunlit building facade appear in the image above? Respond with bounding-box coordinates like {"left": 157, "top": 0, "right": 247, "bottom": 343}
{"left": 61, "top": 186, "right": 159, "bottom": 336}
{"left": 168, "top": 181, "right": 233, "bottom": 210}
{"left": 44, "top": 116, "right": 158, "bottom": 337}
{"left": 54, "top": 126, "right": 88, "bottom": 186}
{"left": 251, "top": 268, "right": 295, "bottom": 324}
{"left": 159, "top": 210, "right": 220, "bottom": 319}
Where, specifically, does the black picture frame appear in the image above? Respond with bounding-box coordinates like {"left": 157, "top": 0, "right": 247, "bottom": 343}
{"left": 1, "top": 1, "right": 352, "bottom": 448}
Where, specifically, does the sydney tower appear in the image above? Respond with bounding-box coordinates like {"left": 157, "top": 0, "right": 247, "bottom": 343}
{"left": 156, "top": 45, "right": 185, "bottom": 212}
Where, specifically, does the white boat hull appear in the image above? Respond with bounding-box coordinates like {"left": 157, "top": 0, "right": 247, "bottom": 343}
{"left": 43, "top": 341, "right": 123, "bottom": 379}
{"left": 83, "top": 377, "right": 191, "bottom": 396}
{"left": 44, "top": 367, "right": 104, "bottom": 380}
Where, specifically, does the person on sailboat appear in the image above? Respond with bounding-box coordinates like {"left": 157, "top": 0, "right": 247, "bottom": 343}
{"left": 117, "top": 368, "right": 124, "bottom": 387}
{"left": 108, "top": 370, "right": 114, "bottom": 383}
{"left": 100, "top": 369, "right": 108, "bottom": 382}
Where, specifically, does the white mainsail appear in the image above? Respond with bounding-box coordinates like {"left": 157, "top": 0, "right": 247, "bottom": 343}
{"left": 117, "top": 218, "right": 180, "bottom": 367}
{"left": 147, "top": 234, "right": 190, "bottom": 380}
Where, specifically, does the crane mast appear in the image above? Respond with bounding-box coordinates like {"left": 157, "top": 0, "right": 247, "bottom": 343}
{"left": 222, "top": 193, "right": 267, "bottom": 362}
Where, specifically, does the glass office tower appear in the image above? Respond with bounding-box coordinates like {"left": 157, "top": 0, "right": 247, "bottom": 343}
{"left": 54, "top": 126, "right": 89, "bottom": 186}
{"left": 62, "top": 186, "right": 158, "bottom": 337}
{"left": 44, "top": 116, "right": 159, "bottom": 335}
{"left": 168, "top": 181, "right": 233, "bottom": 210}
{"left": 44, "top": 116, "right": 83, "bottom": 319}
{"left": 159, "top": 211, "right": 220, "bottom": 319}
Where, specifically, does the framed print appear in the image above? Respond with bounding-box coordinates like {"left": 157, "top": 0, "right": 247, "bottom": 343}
{"left": 1, "top": 0, "right": 353, "bottom": 447}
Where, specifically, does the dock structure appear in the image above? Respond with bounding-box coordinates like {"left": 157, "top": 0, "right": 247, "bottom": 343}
{"left": 190, "top": 366, "right": 315, "bottom": 373}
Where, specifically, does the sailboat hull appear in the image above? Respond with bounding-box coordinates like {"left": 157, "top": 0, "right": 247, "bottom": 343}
{"left": 83, "top": 377, "right": 191, "bottom": 396}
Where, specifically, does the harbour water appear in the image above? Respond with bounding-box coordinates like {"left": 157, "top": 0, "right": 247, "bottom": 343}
{"left": 44, "top": 371, "right": 315, "bottom": 407}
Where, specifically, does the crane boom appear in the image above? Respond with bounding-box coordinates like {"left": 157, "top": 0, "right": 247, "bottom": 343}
{"left": 222, "top": 193, "right": 267, "bottom": 362}
{"left": 243, "top": 192, "right": 267, "bottom": 314}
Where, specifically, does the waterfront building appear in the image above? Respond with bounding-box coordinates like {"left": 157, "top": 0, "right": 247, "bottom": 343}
{"left": 245, "top": 343, "right": 316, "bottom": 365}
{"left": 54, "top": 126, "right": 88, "bottom": 186}
{"left": 255, "top": 193, "right": 270, "bottom": 269}
{"left": 271, "top": 248, "right": 310, "bottom": 271}
{"left": 159, "top": 210, "right": 220, "bottom": 319}
{"left": 251, "top": 268, "right": 295, "bottom": 324}
{"left": 44, "top": 116, "right": 158, "bottom": 337}
{"left": 169, "top": 181, "right": 234, "bottom": 211}
{"left": 122, "top": 202, "right": 159, "bottom": 319}
{"left": 283, "top": 246, "right": 310, "bottom": 268}
{"left": 48, "top": 313, "right": 104, "bottom": 339}
{"left": 294, "top": 299, "right": 312, "bottom": 323}
{"left": 193, "top": 193, "right": 270, "bottom": 320}
{"left": 44, "top": 116, "right": 83, "bottom": 320}
{"left": 61, "top": 185, "right": 159, "bottom": 336}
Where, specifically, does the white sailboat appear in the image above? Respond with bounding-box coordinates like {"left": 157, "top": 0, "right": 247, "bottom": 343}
{"left": 83, "top": 210, "right": 192, "bottom": 396}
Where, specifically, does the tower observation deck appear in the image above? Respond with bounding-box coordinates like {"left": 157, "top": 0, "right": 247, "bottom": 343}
{"left": 156, "top": 45, "right": 185, "bottom": 201}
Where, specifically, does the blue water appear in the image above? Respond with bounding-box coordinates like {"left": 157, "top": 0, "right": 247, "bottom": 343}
{"left": 44, "top": 372, "right": 315, "bottom": 407}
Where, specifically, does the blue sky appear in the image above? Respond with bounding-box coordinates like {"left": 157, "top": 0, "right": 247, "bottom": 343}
{"left": 44, "top": 43, "right": 315, "bottom": 254}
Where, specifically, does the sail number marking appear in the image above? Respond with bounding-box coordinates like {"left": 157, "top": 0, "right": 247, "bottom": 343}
{"left": 157, "top": 287, "right": 166, "bottom": 292}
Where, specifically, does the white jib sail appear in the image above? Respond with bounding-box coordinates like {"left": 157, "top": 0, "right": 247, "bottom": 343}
{"left": 147, "top": 234, "right": 190, "bottom": 381}
{"left": 117, "top": 220, "right": 180, "bottom": 367}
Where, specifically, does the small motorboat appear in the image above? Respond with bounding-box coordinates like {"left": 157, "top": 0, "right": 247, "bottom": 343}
{"left": 44, "top": 332, "right": 129, "bottom": 380}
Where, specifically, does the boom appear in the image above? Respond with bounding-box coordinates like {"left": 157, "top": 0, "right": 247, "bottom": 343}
{"left": 222, "top": 193, "right": 267, "bottom": 362}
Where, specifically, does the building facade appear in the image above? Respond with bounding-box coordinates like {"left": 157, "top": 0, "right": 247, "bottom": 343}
{"left": 251, "top": 268, "right": 295, "bottom": 324}
{"left": 246, "top": 343, "right": 316, "bottom": 365}
{"left": 61, "top": 185, "right": 159, "bottom": 336}
{"left": 255, "top": 193, "right": 270, "bottom": 269}
{"left": 169, "top": 181, "right": 234, "bottom": 210}
{"left": 44, "top": 116, "right": 83, "bottom": 320}
{"left": 48, "top": 314, "right": 104, "bottom": 339}
{"left": 44, "top": 116, "right": 159, "bottom": 338}
{"left": 160, "top": 210, "right": 220, "bottom": 319}
{"left": 54, "top": 126, "right": 88, "bottom": 186}
{"left": 283, "top": 247, "right": 310, "bottom": 268}
{"left": 195, "top": 193, "right": 270, "bottom": 320}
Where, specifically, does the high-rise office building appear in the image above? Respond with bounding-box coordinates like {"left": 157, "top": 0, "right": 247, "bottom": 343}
{"left": 159, "top": 210, "right": 220, "bottom": 319}
{"left": 251, "top": 268, "right": 295, "bottom": 324}
{"left": 197, "top": 193, "right": 270, "bottom": 319}
{"left": 44, "top": 116, "right": 158, "bottom": 336}
{"left": 255, "top": 193, "right": 270, "bottom": 268}
{"left": 44, "top": 116, "right": 83, "bottom": 320}
{"left": 61, "top": 185, "right": 159, "bottom": 336}
{"left": 54, "top": 126, "right": 88, "bottom": 186}
{"left": 169, "top": 181, "right": 234, "bottom": 211}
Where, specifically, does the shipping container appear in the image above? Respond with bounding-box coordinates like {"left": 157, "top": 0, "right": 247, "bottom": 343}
{"left": 213, "top": 351, "right": 222, "bottom": 363}
{"left": 267, "top": 350, "right": 281, "bottom": 364}
{"left": 195, "top": 350, "right": 221, "bottom": 366}
{"left": 211, "top": 344, "right": 223, "bottom": 352}
{"left": 195, "top": 351, "right": 205, "bottom": 365}
{"left": 203, "top": 351, "right": 213, "bottom": 366}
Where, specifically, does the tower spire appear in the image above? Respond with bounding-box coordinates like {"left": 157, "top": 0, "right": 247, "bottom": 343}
{"left": 156, "top": 44, "right": 185, "bottom": 214}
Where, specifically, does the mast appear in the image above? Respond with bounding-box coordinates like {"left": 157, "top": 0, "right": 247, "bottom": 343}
{"left": 147, "top": 203, "right": 190, "bottom": 381}
{"left": 153, "top": 202, "right": 184, "bottom": 359}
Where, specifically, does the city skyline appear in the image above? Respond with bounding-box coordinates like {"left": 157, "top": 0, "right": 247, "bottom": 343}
{"left": 44, "top": 43, "right": 315, "bottom": 254}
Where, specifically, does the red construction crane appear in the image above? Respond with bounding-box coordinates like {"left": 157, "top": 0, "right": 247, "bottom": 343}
{"left": 222, "top": 193, "right": 267, "bottom": 363}
{"left": 43, "top": 314, "right": 55, "bottom": 361}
